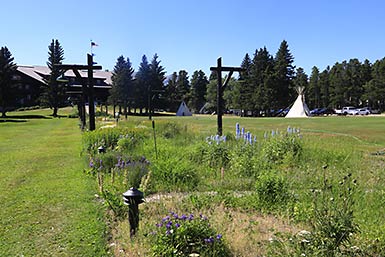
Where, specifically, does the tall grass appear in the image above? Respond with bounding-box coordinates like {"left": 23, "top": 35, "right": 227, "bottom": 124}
{"left": 79, "top": 114, "right": 385, "bottom": 255}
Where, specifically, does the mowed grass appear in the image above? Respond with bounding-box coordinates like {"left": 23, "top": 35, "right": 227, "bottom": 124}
{"left": 0, "top": 109, "right": 107, "bottom": 256}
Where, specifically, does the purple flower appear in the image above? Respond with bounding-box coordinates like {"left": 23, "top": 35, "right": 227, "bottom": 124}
{"left": 180, "top": 214, "right": 187, "bottom": 220}
{"left": 188, "top": 214, "right": 194, "bottom": 221}
{"left": 175, "top": 223, "right": 180, "bottom": 228}
{"left": 204, "top": 237, "right": 214, "bottom": 244}
{"left": 162, "top": 216, "right": 170, "bottom": 222}
{"left": 166, "top": 221, "right": 172, "bottom": 229}
{"left": 166, "top": 230, "right": 171, "bottom": 235}
{"left": 216, "top": 234, "right": 222, "bottom": 240}
{"left": 156, "top": 223, "right": 162, "bottom": 227}
{"left": 89, "top": 159, "right": 94, "bottom": 168}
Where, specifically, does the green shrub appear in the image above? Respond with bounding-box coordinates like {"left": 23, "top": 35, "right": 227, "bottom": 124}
{"left": 268, "top": 172, "right": 360, "bottom": 257}
{"left": 143, "top": 156, "right": 199, "bottom": 193}
{"left": 82, "top": 127, "right": 149, "bottom": 155}
{"left": 255, "top": 173, "right": 290, "bottom": 209}
{"left": 261, "top": 133, "right": 303, "bottom": 164}
{"left": 150, "top": 212, "right": 231, "bottom": 257}
{"left": 157, "top": 122, "right": 185, "bottom": 139}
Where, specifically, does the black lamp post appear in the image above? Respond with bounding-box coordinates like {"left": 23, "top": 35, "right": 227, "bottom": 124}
{"left": 122, "top": 187, "right": 144, "bottom": 238}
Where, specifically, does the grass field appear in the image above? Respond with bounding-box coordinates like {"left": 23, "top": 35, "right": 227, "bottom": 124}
{"left": 0, "top": 108, "right": 108, "bottom": 256}
{"left": 1, "top": 108, "right": 384, "bottom": 256}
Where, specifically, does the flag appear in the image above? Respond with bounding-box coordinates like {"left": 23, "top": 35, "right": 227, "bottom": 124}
{"left": 91, "top": 41, "right": 98, "bottom": 47}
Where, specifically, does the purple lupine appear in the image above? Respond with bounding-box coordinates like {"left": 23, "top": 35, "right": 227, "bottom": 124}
{"left": 89, "top": 159, "right": 94, "bottom": 168}
{"left": 216, "top": 234, "right": 222, "bottom": 240}
{"left": 204, "top": 237, "right": 214, "bottom": 244}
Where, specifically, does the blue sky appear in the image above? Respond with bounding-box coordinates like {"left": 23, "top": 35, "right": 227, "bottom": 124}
{"left": 2, "top": 0, "right": 385, "bottom": 77}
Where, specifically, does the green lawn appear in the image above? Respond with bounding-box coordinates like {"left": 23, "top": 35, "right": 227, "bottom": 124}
{"left": 0, "top": 109, "right": 107, "bottom": 256}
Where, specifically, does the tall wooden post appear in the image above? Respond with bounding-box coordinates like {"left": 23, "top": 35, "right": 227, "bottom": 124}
{"left": 216, "top": 58, "right": 223, "bottom": 136}
{"left": 210, "top": 57, "right": 244, "bottom": 136}
{"left": 87, "top": 54, "right": 96, "bottom": 131}
{"left": 55, "top": 56, "right": 102, "bottom": 131}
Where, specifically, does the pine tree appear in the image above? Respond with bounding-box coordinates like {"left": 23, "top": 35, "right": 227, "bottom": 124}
{"left": 0, "top": 46, "right": 17, "bottom": 117}
{"left": 274, "top": 40, "right": 295, "bottom": 108}
{"left": 363, "top": 58, "right": 385, "bottom": 110}
{"left": 319, "top": 67, "right": 330, "bottom": 108}
{"left": 149, "top": 54, "right": 166, "bottom": 113}
{"left": 329, "top": 62, "right": 349, "bottom": 108}
{"left": 42, "top": 39, "right": 65, "bottom": 117}
{"left": 175, "top": 70, "right": 189, "bottom": 103}
{"left": 250, "top": 47, "right": 275, "bottom": 116}
{"left": 190, "top": 70, "right": 208, "bottom": 113}
{"left": 238, "top": 51, "right": 257, "bottom": 114}
{"left": 164, "top": 72, "right": 178, "bottom": 111}
{"left": 135, "top": 55, "right": 151, "bottom": 113}
{"left": 108, "top": 55, "right": 135, "bottom": 114}
{"left": 308, "top": 66, "right": 320, "bottom": 108}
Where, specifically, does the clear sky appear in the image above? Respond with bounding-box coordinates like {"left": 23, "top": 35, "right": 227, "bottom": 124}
{"left": 2, "top": 0, "right": 385, "bottom": 77}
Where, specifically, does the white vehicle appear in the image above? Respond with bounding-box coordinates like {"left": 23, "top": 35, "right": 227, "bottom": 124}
{"left": 357, "top": 108, "right": 371, "bottom": 115}
{"left": 336, "top": 106, "right": 358, "bottom": 115}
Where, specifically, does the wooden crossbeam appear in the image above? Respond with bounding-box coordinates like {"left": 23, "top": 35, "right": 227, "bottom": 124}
{"left": 209, "top": 57, "right": 245, "bottom": 136}
{"left": 210, "top": 67, "right": 244, "bottom": 72}
{"left": 55, "top": 64, "right": 102, "bottom": 70}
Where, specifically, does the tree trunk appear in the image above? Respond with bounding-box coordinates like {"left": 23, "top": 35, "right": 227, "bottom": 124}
{"left": 53, "top": 107, "right": 58, "bottom": 117}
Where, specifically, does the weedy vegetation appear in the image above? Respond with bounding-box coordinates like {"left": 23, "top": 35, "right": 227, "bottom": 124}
{"left": 2, "top": 108, "right": 385, "bottom": 256}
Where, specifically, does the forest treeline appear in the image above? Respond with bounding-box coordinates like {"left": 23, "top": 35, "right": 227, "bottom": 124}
{"left": 1, "top": 39, "right": 385, "bottom": 117}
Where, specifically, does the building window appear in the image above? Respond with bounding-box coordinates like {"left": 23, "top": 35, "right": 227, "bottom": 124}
{"left": 12, "top": 75, "right": 21, "bottom": 80}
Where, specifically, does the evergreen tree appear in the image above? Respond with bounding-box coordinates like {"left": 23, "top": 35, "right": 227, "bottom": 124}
{"left": 308, "top": 66, "right": 320, "bottom": 108}
{"left": 346, "top": 58, "right": 364, "bottom": 107}
{"left": 319, "top": 67, "right": 331, "bottom": 108}
{"left": 175, "top": 70, "right": 189, "bottom": 102}
{"left": 363, "top": 58, "right": 385, "bottom": 110}
{"left": 164, "top": 72, "right": 178, "bottom": 111}
{"left": 239, "top": 53, "right": 252, "bottom": 80}
{"left": 274, "top": 40, "right": 295, "bottom": 108}
{"left": 329, "top": 62, "right": 349, "bottom": 108}
{"left": 205, "top": 79, "right": 217, "bottom": 112}
{"left": 0, "top": 46, "right": 17, "bottom": 117}
{"left": 237, "top": 53, "right": 254, "bottom": 114}
{"left": 108, "top": 55, "right": 135, "bottom": 113}
{"left": 149, "top": 53, "right": 166, "bottom": 112}
{"left": 189, "top": 70, "right": 208, "bottom": 113}
{"left": 293, "top": 67, "right": 308, "bottom": 89}
{"left": 135, "top": 55, "right": 151, "bottom": 113}
{"left": 250, "top": 47, "right": 275, "bottom": 116}
{"left": 42, "top": 39, "right": 65, "bottom": 117}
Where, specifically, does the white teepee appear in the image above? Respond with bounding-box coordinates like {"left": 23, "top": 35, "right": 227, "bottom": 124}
{"left": 176, "top": 101, "right": 192, "bottom": 116}
{"left": 285, "top": 86, "right": 310, "bottom": 118}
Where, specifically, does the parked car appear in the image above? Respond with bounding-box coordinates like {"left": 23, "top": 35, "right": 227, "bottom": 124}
{"left": 335, "top": 106, "right": 359, "bottom": 115}
{"left": 357, "top": 108, "right": 370, "bottom": 115}
{"left": 310, "top": 108, "right": 323, "bottom": 116}
{"left": 318, "top": 108, "right": 336, "bottom": 116}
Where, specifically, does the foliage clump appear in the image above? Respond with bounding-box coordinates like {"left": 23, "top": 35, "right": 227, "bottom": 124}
{"left": 150, "top": 211, "right": 231, "bottom": 257}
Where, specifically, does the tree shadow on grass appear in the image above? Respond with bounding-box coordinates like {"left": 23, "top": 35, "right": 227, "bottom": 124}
{"left": 4, "top": 115, "right": 53, "bottom": 119}
{"left": 0, "top": 119, "right": 27, "bottom": 123}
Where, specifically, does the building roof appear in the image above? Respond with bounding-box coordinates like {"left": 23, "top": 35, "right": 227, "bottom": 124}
{"left": 17, "top": 65, "right": 113, "bottom": 85}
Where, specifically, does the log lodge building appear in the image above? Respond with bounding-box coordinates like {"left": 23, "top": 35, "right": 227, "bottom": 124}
{"left": 11, "top": 65, "right": 112, "bottom": 109}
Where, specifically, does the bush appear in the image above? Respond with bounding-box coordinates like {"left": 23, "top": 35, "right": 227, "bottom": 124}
{"left": 143, "top": 156, "right": 199, "bottom": 193}
{"left": 268, "top": 172, "right": 360, "bottom": 256}
{"left": 150, "top": 211, "right": 231, "bottom": 257}
{"left": 255, "top": 173, "right": 291, "bottom": 209}
{"left": 261, "top": 133, "right": 303, "bottom": 164}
